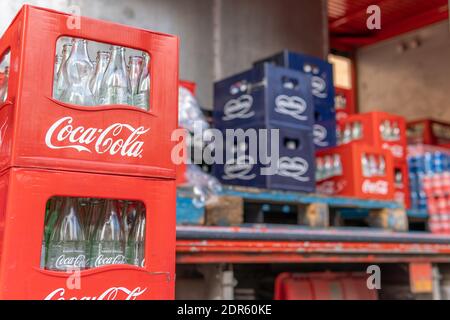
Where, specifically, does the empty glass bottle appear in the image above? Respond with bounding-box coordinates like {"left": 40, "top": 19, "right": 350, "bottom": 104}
{"left": 342, "top": 123, "right": 352, "bottom": 144}
{"left": 99, "top": 46, "right": 131, "bottom": 106}
{"left": 369, "top": 155, "right": 378, "bottom": 177}
{"left": 90, "top": 51, "right": 110, "bottom": 104}
{"left": 122, "top": 201, "right": 139, "bottom": 244}
{"left": 77, "top": 198, "right": 90, "bottom": 229}
{"left": 324, "top": 155, "right": 333, "bottom": 179}
{"left": 126, "top": 204, "right": 146, "bottom": 267}
{"left": 378, "top": 155, "right": 386, "bottom": 176}
{"left": 135, "top": 52, "right": 150, "bottom": 110}
{"left": 392, "top": 121, "right": 400, "bottom": 141}
{"left": 352, "top": 121, "right": 363, "bottom": 140}
{"left": 85, "top": 198, "right": 104, "bottom": 241}
{"left": 90, "top": 199, "right": 126, "bottom": 268}
{"left": 41, "top": 197, "right": 62, "bottom": 268}
{"left": 333, "top": 154, "right": 343, "bottom": 176}
{"left": 60, "top": 39, "right": 95, "bottom": 105}
{"left": 361, "top": 154, "right": 371, "bottom": 177}
{"left": 54, "top": 43, "right": 73, "bottom": 99}
{"left": 336, "top": 127, "right": 342, "bottom": 145}
{"left": 128, "top": 56, "right": 144, "bottom": 106}
{"left": 46, "top": 198, "right": 87, "bottom": 271}
{"left": 53, "top": 54, "right": 62, "bottom": 91}
{"left": 316, "top": 157, "right": 324, "bottom": 181}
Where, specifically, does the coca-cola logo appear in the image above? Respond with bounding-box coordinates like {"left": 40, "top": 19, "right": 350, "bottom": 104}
{"left": 44, "top": 287, "right": 147, "bottom": 300}
{"left": 94, "top": 254, "right": 127, "bottom": 268}
{"left": 382, "top": 143, "right": 404, "bottom": 158}
{"left": 317, "top": 180, "right": 346, "bottom": 195}
{"left": 45, "top": 117, "right": 149, "bottom": 158}
{"left": 223, "top": 155, "right": 256, "bottom": 181}
{"left": 316, "top": 181, "right": 336, "bottom": 195}
{"left": 313, "top": 124, "right": 328, "bottom": 147}
{"left": 362, "top": 180, "right": 389, "bottom": 195}
{"left": 55, "top": 254, "right": 86, "bottom": 269}
{"left": 274, "top": 95, "right": 308, "bottom": 121}
{"left": 277, "top": 157, "right": 309, "bottom": 182}
{"left": 222, "top": 95, "right": 255, "bottom": 121}
{"left": 311, "top": 76, "right": 327, "bottom": 99}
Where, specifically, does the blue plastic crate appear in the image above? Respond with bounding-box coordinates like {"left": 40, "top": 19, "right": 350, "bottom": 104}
{"left": 214, "top": 63, "right": 314, "bottom": 130}
{"left": 212, "top": 125, "right": 316, "bottom": 193}
{"left": 313, "top": 106, "right": 337, "bottom": 150}
{"left": 254, "top": 50, "right": 335, "bottom": 108}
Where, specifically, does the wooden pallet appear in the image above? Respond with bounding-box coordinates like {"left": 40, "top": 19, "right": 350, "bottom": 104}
{"left": 177, "top": 186, "right": 408, "bottom": 231}
{"left": 177, "top": 188, "right": 243, "bottom": 226}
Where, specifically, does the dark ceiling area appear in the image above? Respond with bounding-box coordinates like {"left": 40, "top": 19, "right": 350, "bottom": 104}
{"left": 329, "top": 0, "right": 449, "bottom": 50}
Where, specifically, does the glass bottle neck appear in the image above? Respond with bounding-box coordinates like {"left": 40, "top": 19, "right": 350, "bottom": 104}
{"left": 96, "top": 52, "right": 110, "bottom": 71}
{"left": 71, "top": 40, "right": 90, "bottom": 60}
{"left": 110, "top": 46, "right": 126, "bottom": 65}
{"left": 62, "top": 44, "right": 73, "bottom": 60}
{"left": 62, "top": 198, "right": 78, "bottom": 217}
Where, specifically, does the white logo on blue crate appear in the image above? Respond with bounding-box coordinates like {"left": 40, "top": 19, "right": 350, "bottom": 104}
{"left": 222, "top": 94, "right": 255, "bottom": 121}
{"left": 311, "top": 76, "right": 327, "bottom": 99}
{"left": 277, "top": 157, "right": 310, "bottom": 182}
{"left": 274, "top": 95, "right": 308, "bottom": 121}
{"left": 223, "top": 155, "right": 256, "bottom": 180}
{"left": 313, "top": 124, "right": 329, "bottom": 147}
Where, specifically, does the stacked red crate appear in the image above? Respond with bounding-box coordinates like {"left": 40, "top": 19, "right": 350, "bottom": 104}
{"left": 334, "top": 86, "right": 355, "bottom": 121}
{"left": 316, "top": 144, "right": 395, "bottom": 200}
{"left": 0, "top": 5, "right": 179, "bottom": 299}
{"left": 407, "top": 119, "right": 450, "bottom": 147}
{"left": 334, "top": 111, "right": 409, "bottom": 206}
{"left": 274, "top": 272, "right": 378, "bottom": 300}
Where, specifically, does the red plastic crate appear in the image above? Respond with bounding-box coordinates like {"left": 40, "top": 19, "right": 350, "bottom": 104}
{"left": 407, "top": 119, "right": 450, "bottom": 147}
{"left": 316, "top": 144, "right": 395, "bottom": 201}
{"left": 0, "top": 167, "right": 176, "bottom": 299}
{"left": 337, "top": 111, "right": 407, "bottom": 162}
{"left": 0, "top": 5, "right": 179, "bottom": 178}
{"left": 393, "top": 161, "right": 411, "bottom": 209}
{"left": 334, "top": 86, "right": 355, "bottom": 121}
{"left": 274, "top": 272, "right": 378, "bottom": 300}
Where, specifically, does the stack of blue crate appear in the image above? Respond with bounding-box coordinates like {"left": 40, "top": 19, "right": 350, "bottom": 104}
{"left": 254, "top": 50, "right": 337, "bottom": 151}
{"left": 212, "top": 62, "right": 316, "bottom": 192}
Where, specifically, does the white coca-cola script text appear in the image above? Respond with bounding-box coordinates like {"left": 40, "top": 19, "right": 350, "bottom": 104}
{"left": 44, "top": 287, "right": 147, "bottom": 300}
{"left": 45, "top": 117, "right": 149, "bottom": 158}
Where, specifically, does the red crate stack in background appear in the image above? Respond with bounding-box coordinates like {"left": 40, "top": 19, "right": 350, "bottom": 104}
{"left": 337, "top": 111, "right": 407, "bottom": 160}
{"left": 0, "top": 5, "right": 179, "bottom": 299}
{"left": 274, "top": 272, "right": 378, "bottom": 300}
{"left": 334, "top": 86, "right": 355, "bottom": 121}
{"left": 335, "top": 111, "right": 410, "bottom": 207}
{"left": 407, "top": 119, "right": 450, "bottom": 147}
{"left": 316, "top": 144, "right": 394, "bottom": 201}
